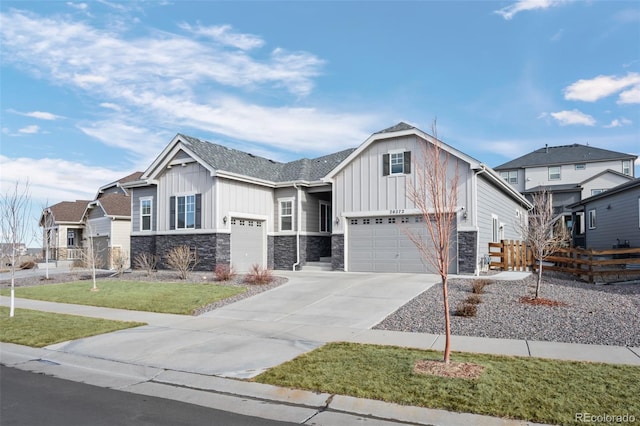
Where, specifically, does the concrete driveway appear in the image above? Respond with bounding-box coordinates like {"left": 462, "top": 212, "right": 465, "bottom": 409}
{"left": 45, "top": 271, "right": 439, "bottom": 378}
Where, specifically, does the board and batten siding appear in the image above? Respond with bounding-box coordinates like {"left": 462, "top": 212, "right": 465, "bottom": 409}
{"left": 218, "top": 177, "right": 274, "bottom": 231}
{"left": 156, "top": 161, "right": 214, "bottom": 231}
{"left": 476, "top": 175, "right": 525, "bottom": 260}
{"left": 131, "top": 186, "right": 157, "bottom": 233}
{"left": 583, "top": 187, "right": 640, "bottom": 250}
{"left": 333, "top": 135, "right": 470, "bottom": 231}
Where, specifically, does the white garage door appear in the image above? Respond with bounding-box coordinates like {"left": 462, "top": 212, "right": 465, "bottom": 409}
{"left": 230, "top": 218, "right": 265, "bottom": 272}
{"left": 348, "top": 216, "right": 456, "bottom": 274}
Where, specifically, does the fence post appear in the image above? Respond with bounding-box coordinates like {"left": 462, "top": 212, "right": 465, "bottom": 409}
{"left": 588, "top": 249, "right": 594, "bottom": 284}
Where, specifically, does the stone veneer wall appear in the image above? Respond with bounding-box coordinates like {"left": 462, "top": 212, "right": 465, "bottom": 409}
{"left": 457, "top": 231, "right": 477, "bottom": 274}
{"left": 304, "top": 235, "right": 331, "bottom": 261}
{"left": 273, "top": 235, "right": 297, "bottom": 270}
{"left": 131, "top": 234, "right": 229, "bottom": 272}
{"left": 331, "top": 234, "right": 344, "bottom": 271}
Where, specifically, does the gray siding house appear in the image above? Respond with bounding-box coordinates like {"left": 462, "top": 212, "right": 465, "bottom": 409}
{"left": 127, "top": 123, "right": 531, "bottom": 274}
{"left": 569, "top": 179, "right": 640, "bottom": 250}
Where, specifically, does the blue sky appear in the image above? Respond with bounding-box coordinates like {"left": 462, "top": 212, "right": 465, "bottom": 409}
{"left": 1, "top": 0, "right": 639, "bottom": 235}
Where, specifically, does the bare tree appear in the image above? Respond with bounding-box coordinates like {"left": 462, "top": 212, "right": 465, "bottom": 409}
{"left": 40, "top": 202, "right": 55, "bottom": 280}
{"left": 1, "top": 180, "right": 32, "bottom": 317}
{"left": 405, "top": 120, "right": 459, "bottom": 364}
{"left": 518, "top": 188, "right": 569, "bottom": 299}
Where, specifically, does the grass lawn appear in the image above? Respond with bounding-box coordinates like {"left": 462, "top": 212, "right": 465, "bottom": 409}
{"left": 255, "top": 342, "right": 640, "bottom": 426}
{"left": 0, "top": 281, "right": 246, "bottom": 315}
{"left": 0, "top": 307, "right": 145, "bottom": 347}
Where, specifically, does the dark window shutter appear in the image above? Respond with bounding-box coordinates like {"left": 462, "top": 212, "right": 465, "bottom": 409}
{"left": 195, "top": 193, "right": 202, "bottom": 229}
{"left": 382, "top": 154, "right": 390, "bottom": 176}
{"left": 169, "top": 196, "right": 175, "bottom": 230}
{"left": 404, "top": 151, "right": 411, "bottom": 174}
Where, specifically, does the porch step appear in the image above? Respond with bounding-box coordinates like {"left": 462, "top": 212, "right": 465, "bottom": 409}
{"left": 302, "top": 261, "right": 333, "bottom": 272}
{"left": 319, "top": 256, "right": 332, "bottom": 263}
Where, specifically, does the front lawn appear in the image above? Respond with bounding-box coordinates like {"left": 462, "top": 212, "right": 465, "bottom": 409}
{"left": 0, "top": 281, "right": 246, "bottom": 315}
{"left": 0, "top": 307, "right": 145, "bottom": 347}
{"left": 255, "top": 342, "right": 640, "bottom": 426}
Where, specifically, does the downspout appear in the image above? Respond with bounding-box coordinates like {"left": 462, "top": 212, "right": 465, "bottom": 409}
{"left": 473, "top": 165, "right": 489, "bottom": 276}
{"left": 292, "top": 183, "right": 302, "bottom": 271}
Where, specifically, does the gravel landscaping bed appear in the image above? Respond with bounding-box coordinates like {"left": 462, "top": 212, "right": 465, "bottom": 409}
{"left": 0, "top": 269, "right": 286, "bottom": 316}
{"left": 375, "top": 273, "right": 640, "bottom": 347}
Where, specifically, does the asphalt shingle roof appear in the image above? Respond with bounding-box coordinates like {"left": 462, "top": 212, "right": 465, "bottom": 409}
{"left": 178, "top": 134, "right": 355, "bottom": 183}
{"left": 49, "top": 200, "right": 91, "bottom": 223}
{"left": 495, "top": 144, "right": 636, "bottom": 170}
{"left": 94, "top": 193, "right": 131, "bottom": 217}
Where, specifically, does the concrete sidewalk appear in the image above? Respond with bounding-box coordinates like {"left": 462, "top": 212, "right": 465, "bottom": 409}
{"left": 1, "top": 270, "right": 639, "bottom": 425}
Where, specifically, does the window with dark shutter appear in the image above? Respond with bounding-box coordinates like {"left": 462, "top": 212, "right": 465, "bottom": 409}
{"left": 195, "top": 193, "right": 202, "bottom": 229}
{"left": 382, "top": 154, "right": 390, "bottom": 176}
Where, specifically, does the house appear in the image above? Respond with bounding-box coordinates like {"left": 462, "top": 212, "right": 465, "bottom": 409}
{"left": 40, "top": 172, "right": 141, "bottom": 268}
{"left": 494, "top": 144, "right": 636, "bottom": 226}
{"left": 126, "top": 123, "right": 532, "bottom": 274}
{"left": 568, "top": 178, "right": 640, "bottom": 250}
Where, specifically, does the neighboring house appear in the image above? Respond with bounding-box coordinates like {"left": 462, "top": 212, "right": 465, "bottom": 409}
{"left": 494, "top": 143, "right": 636, "bottom": 228}
{"left": 568, "top": 178, "right": 640, "bottom": 250}
{"left": 126, "top": 123, "right": 531, "bottom": 274}
{"left": 40, "top": 172, "right": 141, "bottom": 268}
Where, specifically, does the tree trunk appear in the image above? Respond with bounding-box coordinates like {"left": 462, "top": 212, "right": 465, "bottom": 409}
{"left": 535, "top": 262, "right": 543, "bottom": 299}
{"left": 442, "top": 275, "right": 451, "bottom": 363}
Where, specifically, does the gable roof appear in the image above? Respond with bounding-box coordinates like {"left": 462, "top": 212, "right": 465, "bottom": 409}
{"left": 495, "top": 144, "right": 637, "bottom": 170}
{"left": 143, "top": 133, "right": 355, "bottom": 185}
{"left": 569, "top": 178, "right": 640, "bottom": 209}
{"left": 97, "top": 171, "right": 144, "bottom": 197}
{"left": 87, "top": 193, "right": 131, "bottom": 218}
{"left": 326, "top": 122, "right": 482, "bottom": 180}
{"left": 46, "top": 200, "right": 91, "bottom": 224}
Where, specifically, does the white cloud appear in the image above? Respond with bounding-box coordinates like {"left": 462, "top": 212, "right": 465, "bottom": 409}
{"left": 495, "top": 0, "right": 570, "bottom": 20}
{"left": 66, "top": 2, "right": 88, "bottom": 11}
{"left": 550, "top": 110, "right": 596, "bottom": 126}
{"left": 0, "top": 9, "right": 375, "bottom": 156}
{"left": 618, "top": 85, "right": 640, "bottom": 104}
{"left": 19, "top": 125, "right": 41, "bottom": 134}
{"left": 7, "top": 110, "right": 64, "bottom": 120}
{"left": 179, "top": 23, "right": 264, "bottom": 50}
{"left": 563, "top": 73, "right": 640, "bottom": 102}
{"left": 603, "top": 118, "right": 632, "bottom": 128}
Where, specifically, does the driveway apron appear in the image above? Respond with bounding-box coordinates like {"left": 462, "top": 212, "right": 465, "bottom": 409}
{"left": 46, "top": 271, "right": 439, "bottom": 378}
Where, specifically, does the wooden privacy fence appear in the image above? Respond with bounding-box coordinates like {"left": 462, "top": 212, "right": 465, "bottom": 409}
{"left": 488, "top": 240, "right": 640, "bottom": 283}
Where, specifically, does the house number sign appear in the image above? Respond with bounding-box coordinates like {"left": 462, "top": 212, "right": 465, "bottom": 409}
{"left": 389, "top": 209, "right": 405, "bottom": 214}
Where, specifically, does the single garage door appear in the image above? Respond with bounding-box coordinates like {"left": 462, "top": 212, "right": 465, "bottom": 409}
{"left": 91, "top": 236, "right": 110, "bottom": 269}
{"left": 348, "top": 216, "right": 456, "bottom": 273}
{"left": 230, "top": 218, "right": 265, "bottom": 272}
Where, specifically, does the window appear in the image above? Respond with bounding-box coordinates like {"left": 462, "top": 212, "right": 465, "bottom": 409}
{"left": 140, "top": 197, "right": 152, "bottom": 231}
{"left": 591, "top": 189, "right": 605, "bottom": 196}
{"left": 280, "top": 200, "right": 293, "bottom": 231}
{"left": 382, "top": 151, "right": 411, "bottom": 176}
{"left": 500, "top": 170, "right": 518, "bottom": 184}
{"left": 575, "top": 164, "right": 586, "bottom": 170}
{"left": 169, "top": 194, "right": 201, "bottom": 230}
{"left": 548, "top": 166, "right": 561, "bottom": 181}
{"left": 67, "top": 230, "right": 76, "bottom": 247}
{"left": 319, "top": 202, "right": 332, "bottom": 233}
{"left": 588, "top": 209, "right": 596, "bottom": 229}
{"left": 623, "top": 160, "right": 631, "bottom": 176}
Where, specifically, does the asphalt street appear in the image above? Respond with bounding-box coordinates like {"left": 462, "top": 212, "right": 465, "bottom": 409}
{"left": 0, "top": 365, "right": 298, "bottom": 426}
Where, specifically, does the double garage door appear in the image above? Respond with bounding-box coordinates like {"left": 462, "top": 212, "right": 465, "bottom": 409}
{"left": 348, "top": 215, "right": 456, "bottom": 274}
{"left": 230, "top": 218, "right": 265, "bottom": 272}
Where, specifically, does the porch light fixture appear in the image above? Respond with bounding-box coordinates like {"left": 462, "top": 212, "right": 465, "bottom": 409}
{"left": 335, "top": 217, "right": 340, "bottom": 224}
{"left": 223, "top": 216, "right": 227, "bottom": 224}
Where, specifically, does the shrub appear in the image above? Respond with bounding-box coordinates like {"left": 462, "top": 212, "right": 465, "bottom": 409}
{"left": 465, "top": 294, "right": 482, "bottom": 305}
{"left": 133, "top": 253, "right": 159, "bottom": 276}
{"left": 215, "top": 264, "right": 236, "bottom": 281}
{"left": 454, "top": 303, "right": 478, "bottom": 317}
{"left": 243, "top": 264, "right": 274, "bottom": 285}
{"left": 19, "top": 259, "right": 36, "bottom": 270}
{"left": 111, "top": 250, "right": 129, "bottom": 278}
{"left": 471, "top": 279, "right": 492, "bottom": 294}
{"left": 165, "top": 246, "right": 199, "bottom": 280}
